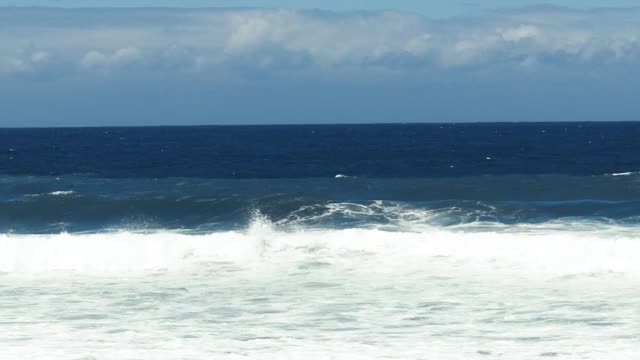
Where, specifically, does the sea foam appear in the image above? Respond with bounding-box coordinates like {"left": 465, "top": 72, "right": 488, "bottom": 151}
{"left": 48, "top": 190, "right": 76, "bottom": 196}
{"left": 1, "top": 216, "right": 639, "bottom": 276}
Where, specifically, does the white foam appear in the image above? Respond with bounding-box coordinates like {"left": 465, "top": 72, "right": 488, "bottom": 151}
{"left": 1, "top": 217, "right": 639, "bottom": 275}
{"left": 2, "top": 219, "right": 640, "bottom": 359}
{"left": 48, "top": 190, "right": 76, "bottom": 196}
{"left": 0, "top": 231, "right": 258, "bottom": 273}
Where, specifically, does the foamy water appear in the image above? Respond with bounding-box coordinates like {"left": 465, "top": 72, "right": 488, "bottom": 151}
{"left": 1, "top": 217, "right": 639, "bottom": 359}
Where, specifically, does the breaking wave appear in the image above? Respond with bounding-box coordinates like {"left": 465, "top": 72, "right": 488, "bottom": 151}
{"left": 1, "top": 214, "right": 639, "bottom": 275}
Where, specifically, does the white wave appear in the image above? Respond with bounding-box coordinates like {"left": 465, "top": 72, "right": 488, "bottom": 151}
{"left": 0, "top": 231, "right": 257, "bottom": 273}
{"left": 1, "top": 216, "right": 640, "bottom": 275}
{"left": 48, "top": 190, "right": 76, "bottom": 196}
{"left": 608, "top": 171, "right": 639, "bottom": 176}
{"left": 2, "top": 218, "right": 640, "bottom": 359}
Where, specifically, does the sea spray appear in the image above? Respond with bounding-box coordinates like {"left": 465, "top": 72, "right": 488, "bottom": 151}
{"left": 247, "top": 210, "right": 276, "bottom": 258}
{"left": 1, "top": 222, "right": 639, "bottom": 276}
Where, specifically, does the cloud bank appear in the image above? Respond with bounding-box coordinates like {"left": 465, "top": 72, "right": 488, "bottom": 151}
{"left": 1, "top": 7, "right": 639, "bottom": 126}
{"left": 2, "top": 7, "right": 640, "bottom": 78}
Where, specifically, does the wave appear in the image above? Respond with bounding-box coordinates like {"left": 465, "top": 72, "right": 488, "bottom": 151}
{"left": 2, "top": 188, "right": 640, "bottom": 234}
{"left": 48, "top": 190, "right": 76, "bottom": 196}
{"left": 1, "top": 215, "right": 639, "bottom": 275}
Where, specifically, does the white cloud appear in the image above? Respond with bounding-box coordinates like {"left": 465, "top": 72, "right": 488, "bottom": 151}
{"left": 0, "top": 51, "right": 53, "bottom": 75}
{"left": 31, "top": 51, "right": 50, "bottom": 65}
{"left": 499, "top": 25, "right": 540, "bottom": 42}
{"left": 81, "top": 47, "right": 141, "bottom": 69}
{"left": 1, "top": 7, "right": 639, "bottom": 78}
{"left": 0, "top": 57, "right": 27, "bottom": 75}
{"left": 112, "top": 47, "right": 142, "bottom": 65}
{"left": 81, "top": 51, "right": 108, "bottom": 68}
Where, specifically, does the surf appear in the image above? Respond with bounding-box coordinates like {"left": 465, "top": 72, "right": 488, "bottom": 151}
{"left": 1, "top": 215, "right": 639, "bottom": 276}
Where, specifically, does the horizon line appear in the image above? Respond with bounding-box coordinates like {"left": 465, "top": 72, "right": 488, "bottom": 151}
{"left": 2, "top": 120, "right": 639, "bottom": 130}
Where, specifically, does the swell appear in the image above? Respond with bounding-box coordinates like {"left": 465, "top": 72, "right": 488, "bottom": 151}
{"left": 2, "top": 123, "right": 640, "bottom": 178}
{"left": 3, "top": 174, "right": 640, "bottom": 202}
{"left": 1, "top": 174, "right": 640, "bottom": 233}
{"left": 1, "top": 195, "right": 640, "bottom": 233}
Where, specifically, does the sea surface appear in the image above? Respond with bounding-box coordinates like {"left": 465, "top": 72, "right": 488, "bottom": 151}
{"left": 1, "top": 123, "right": 640, "bottom": 359}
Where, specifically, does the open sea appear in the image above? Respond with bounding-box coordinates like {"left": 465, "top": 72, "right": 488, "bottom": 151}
{"left": 1, "top": 122, "right": 640, "bottom": 359}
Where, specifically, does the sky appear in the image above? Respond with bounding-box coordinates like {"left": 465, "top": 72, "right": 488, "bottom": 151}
{"left": 3, "top": 0, "right": 640, "bottom": 18}
{"left": 1, "top": 1, "right": 640, "bottom": 126}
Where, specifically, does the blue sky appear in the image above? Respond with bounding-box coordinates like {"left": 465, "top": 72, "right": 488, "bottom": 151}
{"left": 1, "top": 2, "right": 639, "bottom": 126}
{"left": 3, "top": 0, "right": 640, "bottom": 18}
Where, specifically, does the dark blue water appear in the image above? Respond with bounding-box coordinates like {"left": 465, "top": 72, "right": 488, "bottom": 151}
{"left": 1, "top": 123, "right": 639, "bottom": 233}
{"left": 2, "top": 122, "right": 640, "bottom": 178}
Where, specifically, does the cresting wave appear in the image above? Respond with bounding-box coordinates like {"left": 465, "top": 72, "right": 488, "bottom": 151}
{"left": 1, "top": 216, "right": 639, "bottom": 276}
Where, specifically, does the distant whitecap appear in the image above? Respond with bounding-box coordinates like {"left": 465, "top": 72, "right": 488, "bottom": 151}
{"left": 48, "top": 190, "right": 76, "bottom": 196}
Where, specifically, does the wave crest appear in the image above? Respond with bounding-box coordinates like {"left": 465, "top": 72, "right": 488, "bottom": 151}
{"left": 1, "top": 216, "right": 639, "bottom": 276}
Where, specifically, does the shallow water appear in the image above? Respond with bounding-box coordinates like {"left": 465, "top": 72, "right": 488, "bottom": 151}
{"left": 1, "top": 220, "right": 640, "bottom": 359}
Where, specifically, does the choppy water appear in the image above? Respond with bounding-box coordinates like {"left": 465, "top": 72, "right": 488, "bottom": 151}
{"left": 1, "top": 123, "right": 640, "bottom": 359}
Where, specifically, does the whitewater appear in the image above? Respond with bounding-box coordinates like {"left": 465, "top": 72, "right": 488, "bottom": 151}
{"left": 1, "top": 215, "right": 639, "bottom": 359}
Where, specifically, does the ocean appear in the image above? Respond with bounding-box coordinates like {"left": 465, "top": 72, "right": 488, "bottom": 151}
{"left": 1, "top": 122, "right": 639, "bottom": 359}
